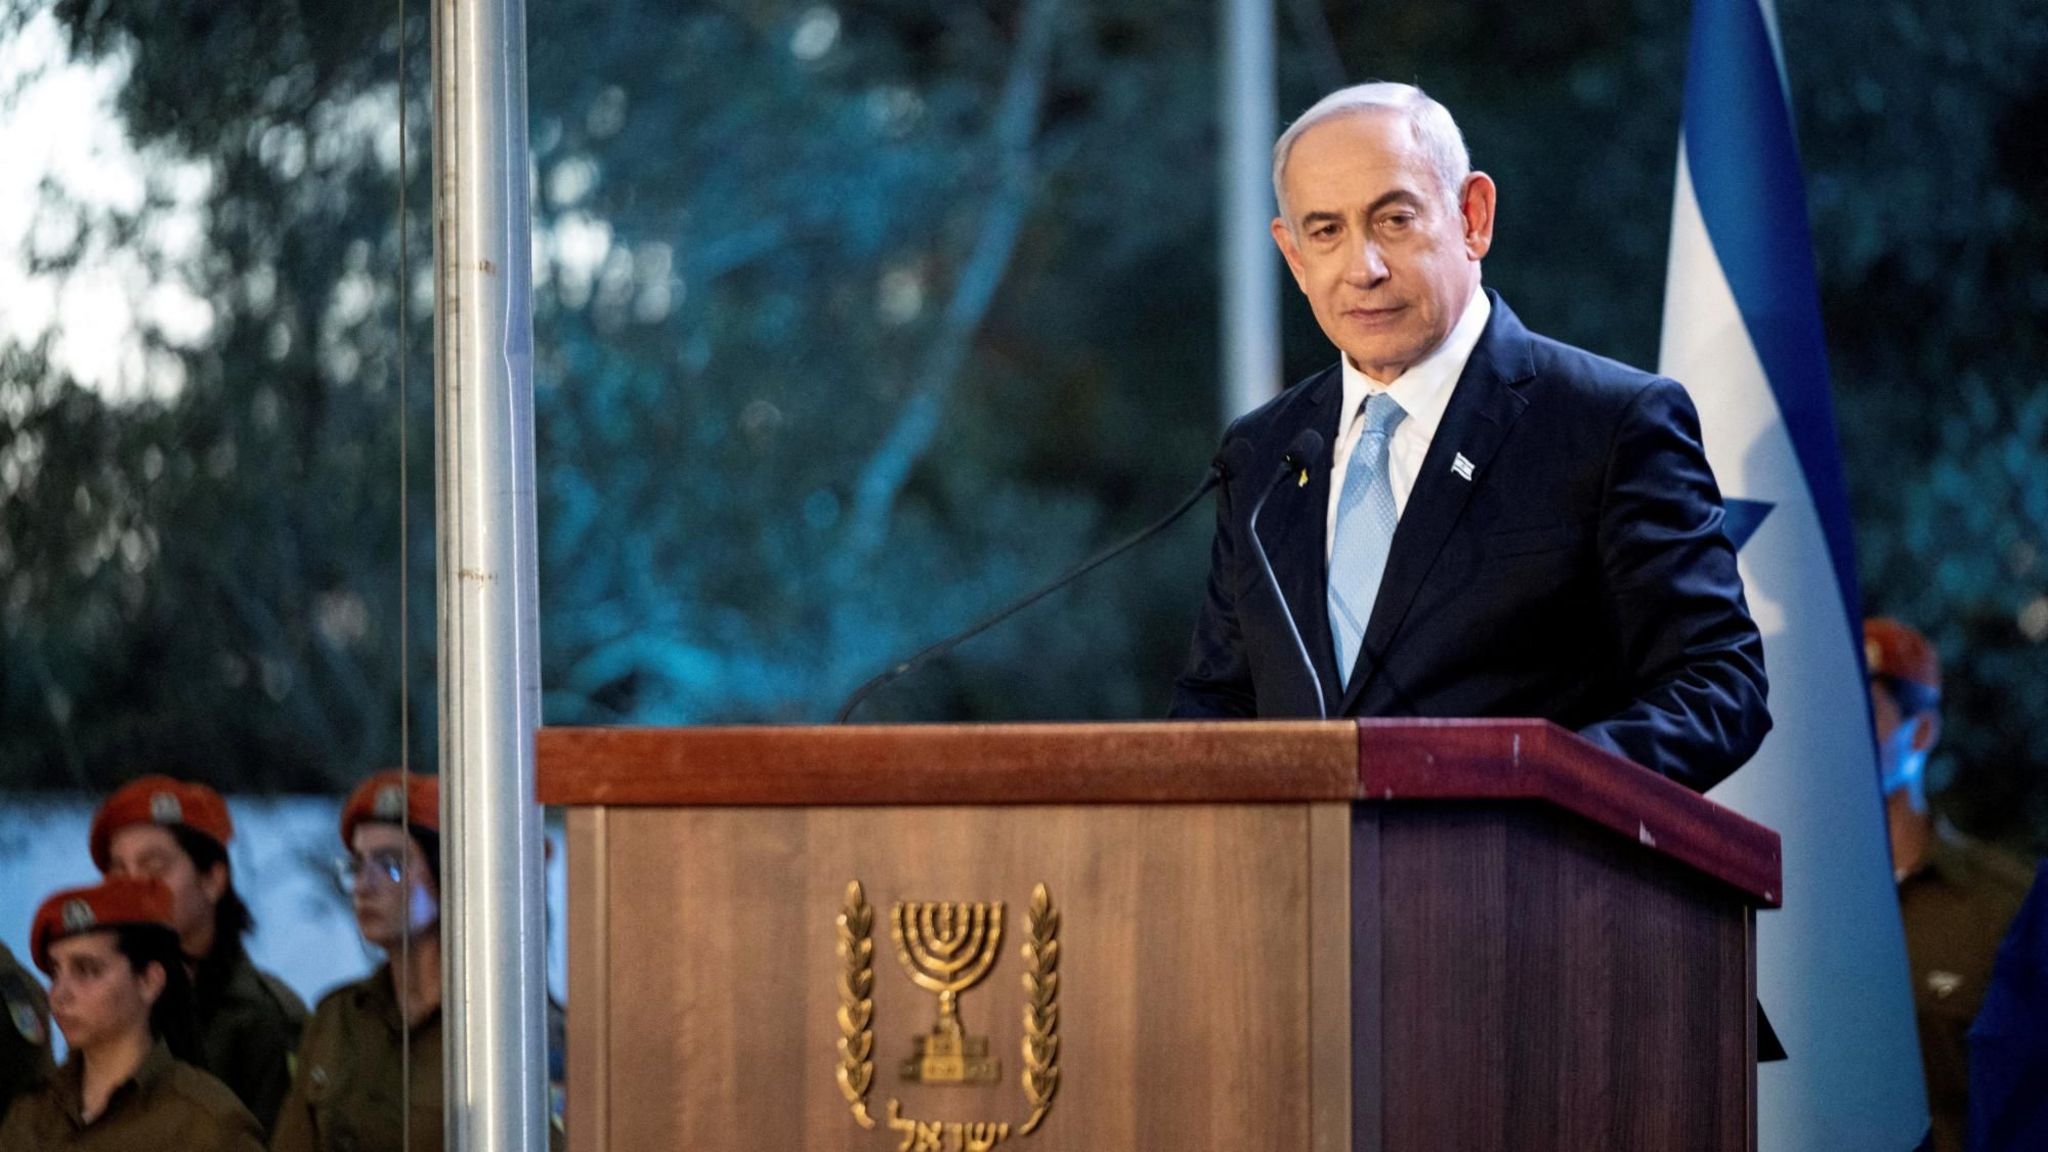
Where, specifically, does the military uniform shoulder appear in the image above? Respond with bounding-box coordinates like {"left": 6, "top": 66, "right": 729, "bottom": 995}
{"left": 254, "top": 967, "right": 309, "bottom": 1021}
{"left": 1, "top": 953, "right": 49, "bottom": 1027}
{"left": 220, "top": 951, "right": 308, "bottom": 1019}
{"left": 160, "top": 1062, "right": 264, "bottom": 1151}
{"left": 0, "top": 1081, "right": 61, "bottom": 1144}
{"left": 164, "top": 1058, "right": 259, "bottom": 1116}
{"left": 316, "top": 969, "right": 380, "bottom": 1005}
{"left": 1948, "top": 836, "right": 2038, "bottom": 898}
{"left": 306, "top": 986, "right": 352, "bottom": 1023}
{"left": 304, "top": 970, "right": 390, "bottom": 1029}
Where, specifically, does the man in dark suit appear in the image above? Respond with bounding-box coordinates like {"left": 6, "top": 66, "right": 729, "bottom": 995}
{"left": 1172, "top": 82, "right": 1770, "bottom": 793}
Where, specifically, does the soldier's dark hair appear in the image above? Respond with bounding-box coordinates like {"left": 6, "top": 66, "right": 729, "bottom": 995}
{"left": 409, "top": 828, "right": 441, "bottom": 895}
{"left": 110, "top": 922, "right": 201, "bottom": 1063}
{"left": 168, "top": 823, "right": 255, "bottom": 946}
{"left": 168, "top": 823, "right": 258, "bottom": 1015}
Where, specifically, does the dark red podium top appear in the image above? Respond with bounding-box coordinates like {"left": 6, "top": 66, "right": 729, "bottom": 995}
{"left": 536, "top": 717, "right": 1779, "bottom": 906}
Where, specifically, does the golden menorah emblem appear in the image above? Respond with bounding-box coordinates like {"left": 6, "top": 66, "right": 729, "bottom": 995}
{"left": 890, "top": 900, "right": 1005, "bottom": 1084}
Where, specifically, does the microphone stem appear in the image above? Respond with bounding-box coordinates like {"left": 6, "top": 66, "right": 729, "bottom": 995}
{"left": 834, "top": 469, "right": 1224, "bottom": 723}
{"left": 1246, "top": 463, "right": 1328, "bottom": 719}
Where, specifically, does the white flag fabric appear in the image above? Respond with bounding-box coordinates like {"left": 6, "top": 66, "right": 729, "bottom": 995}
{"left": 1660, "top": 0, "right": 1930, "bottom": 1148}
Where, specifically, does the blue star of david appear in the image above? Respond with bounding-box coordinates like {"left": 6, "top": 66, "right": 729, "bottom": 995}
{"left": 1723, "top": 498, "right": 1775, "bottom": 551}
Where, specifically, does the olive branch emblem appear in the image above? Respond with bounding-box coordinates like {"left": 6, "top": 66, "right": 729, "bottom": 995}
{"left": 1018, "top": 883, "right": 1060, "bottom": 1135}
{"left": 837, "top": 881, "right": 878, "bottom": 1129}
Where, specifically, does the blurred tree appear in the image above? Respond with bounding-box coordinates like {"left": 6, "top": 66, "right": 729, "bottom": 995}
{"left": 2, "top": 0, "right": 1229, "bottom": 789}
{"left": 1, "top": 0, "right": 2042, "bottom": 852}
{"left": 525, "top": 0, "right": 1229, "bottom": 725}
{"left": 2, "top": 0, "right": 456, "bottom": 789}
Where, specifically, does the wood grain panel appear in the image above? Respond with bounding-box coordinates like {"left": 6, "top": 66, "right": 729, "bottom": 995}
{"left": 1350, "top": 811, "right": 1384, "bottom": 1152}
{"left": 591, "top": 803, "right": 1342, "bottom": 1151}
{"left": 565, "top": 809, "right": 607, "bottom": 1152}
{"left": 1307, "top": 805, "right": 1351, "bottom": 1152}
{"left": 1372, "top": 804, "right": 1753, "bottom": 1152}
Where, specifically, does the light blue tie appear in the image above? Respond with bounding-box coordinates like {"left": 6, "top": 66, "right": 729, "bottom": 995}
{"left": 1328, "top": 392, "right": 1406, "bottom": 690}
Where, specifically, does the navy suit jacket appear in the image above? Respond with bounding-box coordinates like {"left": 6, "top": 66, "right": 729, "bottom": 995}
{"left": 1171, "top": 292, "right": 1770, "bottom": 793}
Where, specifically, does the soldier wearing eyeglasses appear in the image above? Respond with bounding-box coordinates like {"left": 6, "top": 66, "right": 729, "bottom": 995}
{"left": 269, "top": 771, "right": 564, "bottom": 1152}
{"left": 269, "top": 771, "right": 445, "bottom": 1152}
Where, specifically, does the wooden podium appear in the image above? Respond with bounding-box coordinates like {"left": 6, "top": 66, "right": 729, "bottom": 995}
{"left": 537, "top": 718, "right": 1779, "bottom": 1152}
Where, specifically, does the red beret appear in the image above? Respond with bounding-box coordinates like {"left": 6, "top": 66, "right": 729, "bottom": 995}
{"left": 89, "top": 776, "right": 234, "bottom": 872}
{"left": 30, "top": 877, "right": 176, "bottom": 976}
{"left": 340, "top": 771, "right": 440, "bottom": 848}
{"left": 1864, "top": 617, "right": 1941, "bottom": 694}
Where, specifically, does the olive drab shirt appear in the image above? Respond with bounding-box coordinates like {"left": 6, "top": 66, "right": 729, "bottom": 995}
{"left": 0, "top": 944, "right": 53, "bottom": 1120}
{"left": 1900, "top": 832, "right": 2036, "bottom": 1152}
{"left": 270, "top": 965, "right": 567, "bottom": 1152}
{"left": 195, "top": 947, "right": 307, "bottom": 1136}
{"left": 0, "top": 1040, "right": 263, "bottom": 1152}
{"left": 268, "top": 967, "right": 441, "bottom": 1152}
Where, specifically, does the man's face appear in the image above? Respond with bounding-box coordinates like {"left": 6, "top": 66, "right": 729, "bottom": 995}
{"left": 107, "top": 823, "right": 222, "bottom": 955}
{"left": 1271, "top": 110, "right": 1494, "bottom": 383}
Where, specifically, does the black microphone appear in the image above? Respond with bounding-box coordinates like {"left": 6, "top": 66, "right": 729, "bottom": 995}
{"left": 834, "top": 440, "right": 1255, "bottom": 723}
{"left": 1245, "top": 429, "right": 1328, "bottom": 719}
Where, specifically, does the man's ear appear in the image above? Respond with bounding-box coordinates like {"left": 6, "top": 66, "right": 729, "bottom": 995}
{"left": 1460, "top": 172, "right": 1497, "bottom": 260}
{"left": 1270, "top": 216, "right": 1309, "bottom": 291}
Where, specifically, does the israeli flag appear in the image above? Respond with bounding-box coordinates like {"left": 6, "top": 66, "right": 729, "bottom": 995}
{"left": 1660, "top": 0, "right": 1929, "bottom": 1148}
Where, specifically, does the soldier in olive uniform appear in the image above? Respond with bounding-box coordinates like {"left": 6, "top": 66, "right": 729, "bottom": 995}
{"left": 90, "top": 775, "right": 308, "bottom": 1136}
{"left": 0, "top": 876, "right": 262, "bottom": 1151}
{"left": 270, "top": 771, "right": 448, "bottom": 1152}
{"left": 270, "top": 771, "right": 566, "bottom": 1152}
{"left": 0, "top": 942, "right": 54, "bottom": 1122}
{"left": 1866, "top": 618, "right": 2036, "bottom": 1152}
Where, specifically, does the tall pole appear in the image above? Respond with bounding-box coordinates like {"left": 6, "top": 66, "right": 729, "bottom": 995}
{"left": 1219, "top": 0, "right": 1279, "bottom": 423}
{"left": 432, "top": 0, "right": 548, "bottom": 1145}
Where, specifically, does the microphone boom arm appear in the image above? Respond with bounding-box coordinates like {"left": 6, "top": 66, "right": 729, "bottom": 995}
{"left": 834, "top": 464, "right": 1229, "bottom": 723}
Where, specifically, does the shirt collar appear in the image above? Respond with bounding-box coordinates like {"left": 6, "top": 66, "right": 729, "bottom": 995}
{"left": 1338, "top": 284, "right": 1491, "bottom": 437}
{"left": 360, "top": 962, "right": 443, "bottom": 1037}
{"left": 53, "top": 1040, "right": 176, "bottom": 1126}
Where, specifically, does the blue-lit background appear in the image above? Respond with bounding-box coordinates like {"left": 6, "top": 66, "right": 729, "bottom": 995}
{"left": 1, "top": 0, "right": 2043, "bottom": 852}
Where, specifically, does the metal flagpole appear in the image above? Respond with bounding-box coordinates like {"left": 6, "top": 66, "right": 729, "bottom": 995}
{"left": 432, "top": 0, "right": 549, "bottom": 1144}
{"left": 1218, "top": 0, "right": 1279, "bottom": 423}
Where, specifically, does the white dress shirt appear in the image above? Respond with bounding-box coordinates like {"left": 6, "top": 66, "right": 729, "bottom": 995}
{"left": 1325, "top": 285, "right": 1492, "bottom": 561}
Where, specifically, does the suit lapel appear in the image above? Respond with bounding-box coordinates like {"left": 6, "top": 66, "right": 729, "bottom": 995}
{"left": 1257, "top": 365, "right": 1345, "bottom": 713}
{"left": 1340, "top": 293, "right": 1535, "bottom": 713}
